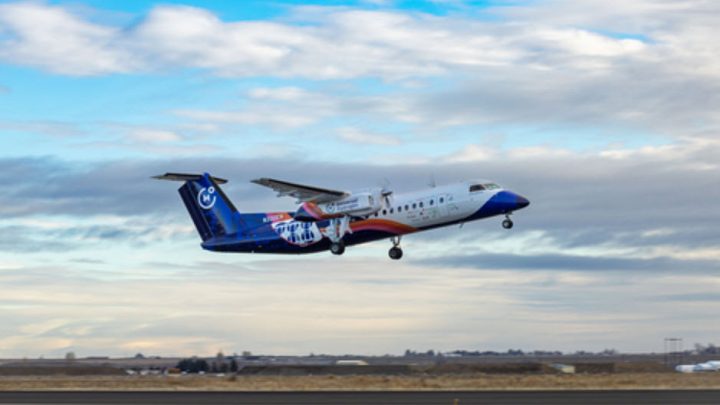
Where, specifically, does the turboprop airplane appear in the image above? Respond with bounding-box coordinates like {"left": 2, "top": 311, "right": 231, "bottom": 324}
{"left": 154, "top": 172, "right": 529, "bottom": 260}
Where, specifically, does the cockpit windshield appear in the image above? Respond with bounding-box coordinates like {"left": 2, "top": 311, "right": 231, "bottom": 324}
{"left": 469, "top": 183, "right": 501, "bottom": 192}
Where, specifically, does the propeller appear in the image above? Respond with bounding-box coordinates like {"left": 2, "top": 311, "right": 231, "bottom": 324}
{"left": 379, "top": 178, "right": 393, "bottom": 206}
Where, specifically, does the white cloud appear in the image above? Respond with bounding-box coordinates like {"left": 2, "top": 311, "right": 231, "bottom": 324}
{"left": 531, "top": 27, "right": 646, "bottom": 57}
{"left": 175, "top": 109, "right": 318, "bottom": 129}
{"left": 0, "top": 3, "right": 136, "bottom": 75}
{"left": 446, "top": 144, "right": 496, "bottom": 162}
{"left": 337, "top": 127, "right": 401, "bottom": 145}
{"left": 2, "top": 0, "right": 720, "bottom": 356}
{"left": 497, "top": 0, "right": 720, "bottom": 78}
{"left": 0, "top": 254, "right": 718, "bottom": 357}
{"left": 127, "top": 129, "right": 183, "bottom": 143}
{"left": 4, "top": 1, "right": 718, "bottom": 148}
{"left": 248, "top": 87, "right": 310, "bottom": 101}
{"left": 0, "top": 256, "right": 717, "bottom": 356}
{"left": 174, "top": 86, "right": 338, "bottom": 130}
{"left": 0, "top": 2, "right": 656, "bottom": 79}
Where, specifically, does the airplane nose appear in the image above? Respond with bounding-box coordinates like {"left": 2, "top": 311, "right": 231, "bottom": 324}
{"left": 486, "top": 191, "right": 530, "bottom": 214}
{"left": 516, "top": 194, "right": 530, "bottom": 209}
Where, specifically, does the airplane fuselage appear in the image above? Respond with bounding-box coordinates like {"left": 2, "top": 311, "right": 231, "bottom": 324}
{"left": 200, "top": 180, "right": 529, "bottom": 255}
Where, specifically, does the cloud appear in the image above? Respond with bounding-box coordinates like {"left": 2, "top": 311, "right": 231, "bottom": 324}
{"left": 174, "top": 86, "right": 412, "bottom": 133}
{"left": 1, "top": 257, "right": 718, "bottom": 356}
{"left": 126, "top": 129, "right": 183, "bottom": 143}
{"left": 1, "top": 0, "right": 720, "bottom": 355}
{"left": 1, "top": 135, "right": 718, "bottom": 263}
{"left": 421, "top": 252, "right": 720, "bottom": 273}
{"left": 248, "top": 86, "right": 310, "bottom": 101}
{"left": 3, "top": 2, "right": 718, "bottom": 148}
{"left": 0, "top": 2, "right": 651, "bottom": 79}
{"left": 0, "top": 3, "right": 135, "bottom": 75}
{"left": 447, "top": 144, "right": 496, "bottom": 162}
{"left": 0, "top": 140, "right": 718, "bottom": 354}
{"left": 0, "top": 120, "right": 84, "bottom": 137}
{"left": 175, "top": 109, "right": 318, "bottom": 129}
{"left": 0, "top": 226, "right": 76, "bottom": 253}
{"left": 337, "top": 127, "right": 401, "bottom": 145}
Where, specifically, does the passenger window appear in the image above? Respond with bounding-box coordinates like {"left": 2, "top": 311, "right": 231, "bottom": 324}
{"left": 419, "top": 202, "right": 424, "bottom": 208}
{"left": 398, "top": 206, "right": 402, "bottom": 212}
{"left": 405, "top": 205, "right": 409, "bottom": 210}
{"left": 439, "top": 197, "right": 444, "bottom": 203}
{"left": 382, "top": 209, "right": 387, "bottom": 215}
{"left": 412, "top": 203, "right": 417, "bottom": 209}
{"left": 469, "top": 184, "right": 485, "bottom": 192}
{"left": 390, "top": 208, "right": 394, "bottom": 214}
{"left": 430, "top": 200, "right": 434, "bottom": 206}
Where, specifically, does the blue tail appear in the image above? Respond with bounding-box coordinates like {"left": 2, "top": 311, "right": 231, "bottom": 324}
{"left": 154, "top": 172, "right": 240, "bottom": 241}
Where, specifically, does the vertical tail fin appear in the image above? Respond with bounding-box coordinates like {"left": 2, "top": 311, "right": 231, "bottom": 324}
{"left": 154, "top": 172, "right": 240, "bottom": 241}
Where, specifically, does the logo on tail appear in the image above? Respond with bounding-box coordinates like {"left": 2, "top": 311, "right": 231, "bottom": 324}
{"left": 197, "top": 186, "right": 217, "bottom": 210}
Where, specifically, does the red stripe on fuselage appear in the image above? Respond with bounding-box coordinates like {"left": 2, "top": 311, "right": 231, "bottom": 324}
{"left": 350, "top": 219, "right": 417, "bottom": 234}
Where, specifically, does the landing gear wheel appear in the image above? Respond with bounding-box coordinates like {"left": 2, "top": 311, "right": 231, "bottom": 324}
{"left": 330, "top": 241, "right": 345, "bottom": 255}
{"left": 502, "top": 218, "right": 514, "bottom": 229}
{"left": 389, "top": 246, "right": 403, "bottom": 260}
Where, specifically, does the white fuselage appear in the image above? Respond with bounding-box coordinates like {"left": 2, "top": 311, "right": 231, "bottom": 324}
{"left": 366, "top": 180, "right": 503, "bottom": 229}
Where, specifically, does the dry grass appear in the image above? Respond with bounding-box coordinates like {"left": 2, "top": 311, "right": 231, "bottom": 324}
{"left": 0, "top": 373, "right": 719, "bottom": 391}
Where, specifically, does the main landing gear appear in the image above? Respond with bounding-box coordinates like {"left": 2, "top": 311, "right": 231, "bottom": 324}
{"left": 502, "top": 213, "right": 514, "bottom": 229}
{"left": 330, "top": 241, "right": 345, "bottom": 255}
{"left": 389, "top": 236, "right": 403, "bottom": 260}
{"left": 326, "top": 216, "right": 351, "bottom": 256}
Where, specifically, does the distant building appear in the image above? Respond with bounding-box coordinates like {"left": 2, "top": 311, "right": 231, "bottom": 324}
{"left": 550, "top": 363, "right": 576, "bottom": 374}
{"left": 336, "top": 360, "right": 369, "bottom": 366}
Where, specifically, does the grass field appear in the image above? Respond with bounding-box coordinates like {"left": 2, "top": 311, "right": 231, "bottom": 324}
{"left": 1, "top": 373, "right": 719, "bottom": 391}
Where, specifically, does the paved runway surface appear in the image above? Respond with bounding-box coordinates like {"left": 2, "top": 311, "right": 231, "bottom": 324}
{"left": 1, "top": 390, "right": 720, "bottom": 404}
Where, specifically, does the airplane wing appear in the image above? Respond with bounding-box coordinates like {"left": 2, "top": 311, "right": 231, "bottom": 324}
{"left": 251, "top": 177, "right": 349, "bottom": 203}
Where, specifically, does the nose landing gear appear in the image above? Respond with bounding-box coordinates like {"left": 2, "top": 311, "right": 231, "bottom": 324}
{"left": 389, "top": 236, "right": 403, "bottom": 260}
{"left": 502, "top": 214, "right": 514, "bottom": 229}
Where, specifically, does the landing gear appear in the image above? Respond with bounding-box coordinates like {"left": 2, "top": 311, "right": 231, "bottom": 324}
{"left": 388, "top": 236, "right": 403, "bottom": 260}
{"left": 502, "top": 214, "right": 514, "bottom": 229}
{"left": 325, "top": 216, "right": 352, "bottom": 256}
{"left": 330, "top": 241, "right": 345, "bottom": 255}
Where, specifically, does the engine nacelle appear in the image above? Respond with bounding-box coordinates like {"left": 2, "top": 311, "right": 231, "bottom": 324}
{"left": 294, "top": 191, "right": 382, "bottom": 221}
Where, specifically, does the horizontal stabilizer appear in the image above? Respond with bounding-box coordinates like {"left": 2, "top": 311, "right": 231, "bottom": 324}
{"left": 153, "top": 172, "right": 228, "bottom": 184}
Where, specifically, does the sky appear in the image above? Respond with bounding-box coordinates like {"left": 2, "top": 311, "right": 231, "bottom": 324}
{"left": 0, "top": 0, "right": 719, "bottom": 358}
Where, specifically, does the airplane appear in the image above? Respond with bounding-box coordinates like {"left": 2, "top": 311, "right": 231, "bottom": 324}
{"left": 676, "top": 361, "right": 720, "bottom": 373}
{"left": 154, "top": 172, "right": 530, "bottom": 259}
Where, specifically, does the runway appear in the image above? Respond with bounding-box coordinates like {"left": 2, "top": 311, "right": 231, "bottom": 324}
{"left": 1, "top": 390, "right": 720, "bottom": 404}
